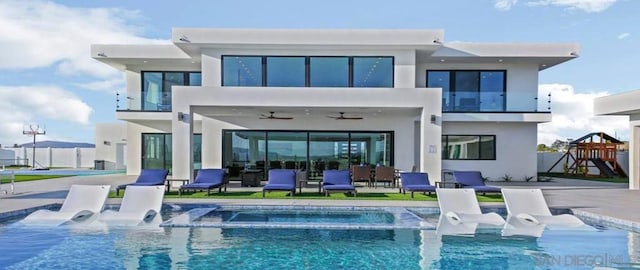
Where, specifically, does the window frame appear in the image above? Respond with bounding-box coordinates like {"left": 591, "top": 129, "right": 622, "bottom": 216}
{"left": 442, "top": 134, "right": 496, "bottom": 160}
{"left": 222, "top": 55, "right": 394, "bottom": 88}
{"left": 426, "top": 70, "right": 507, "bottom": 112}
{"left": 140, "top": 71, "right": 202, "bottom": 111}
{"left": 221, "top": 129, "right": 395, "bottom": 169}
{"left": 141, "top": 133, "right": 202, "bottom": 172}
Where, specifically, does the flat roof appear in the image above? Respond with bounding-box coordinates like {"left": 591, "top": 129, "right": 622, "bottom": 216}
{"left": 91, "top": 28, "right": 579, "bottom": 71}
{"left": 594, "top": 89, "right": 640, "bottom": 116}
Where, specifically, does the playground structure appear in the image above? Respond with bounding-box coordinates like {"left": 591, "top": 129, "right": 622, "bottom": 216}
{"left": 547, "top": 132, "right": 627, "bottom": 178}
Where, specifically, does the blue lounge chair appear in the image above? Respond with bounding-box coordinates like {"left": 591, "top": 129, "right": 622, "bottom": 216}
{"left": 262, "top": 169, "right": 296, "bottom": 197}
{"left": 452, "top": 171, "right": 501, "bottom": 195}
{"left": 322, "top": 170, "right": 357, "bottom": 197}
{"left": 400, "top": 172, "right": 436, "bottom": 198}
{"left": 116, "top": 169, "right": 169, "bottom": 196}
{"left": 179, "top": 169, "right": 227, "bottom": 196}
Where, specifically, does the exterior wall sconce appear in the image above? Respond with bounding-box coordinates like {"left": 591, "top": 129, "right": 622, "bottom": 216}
{"left": 430, "top": 114, "right": 437, "bottom": 124}
{"left": 178, "top": 112, "right": 186, "bottom": 121}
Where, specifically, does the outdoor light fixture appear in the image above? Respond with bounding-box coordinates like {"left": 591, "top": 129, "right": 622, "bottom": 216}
{"left": 97, "top": 52, "right": 106, "bottom": 57}
{"left": 430, "top": 114, "right": 437, "bottom": 124}
{"left": 178, "top": 112, "right": 185, "bottom": 121}
{"left": 179, "top": 35, "right": 190, "bottom": 42}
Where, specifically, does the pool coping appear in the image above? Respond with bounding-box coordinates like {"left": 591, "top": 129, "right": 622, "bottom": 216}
{"left": 1, "top": 203, "right": 639, "bottom": 234}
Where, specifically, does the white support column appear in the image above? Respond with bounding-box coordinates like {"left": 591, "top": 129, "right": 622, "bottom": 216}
{"left": 630, "top": 121, "right": 640, "bottom": 190}
{"left": 172, "top": 108, "right": 193, "bottom": 181}
{"left": 419, "top": 87, "right": 442, "bottom": 182}
{"left": 420, "top": 109, "right": 442, "bottom": 182}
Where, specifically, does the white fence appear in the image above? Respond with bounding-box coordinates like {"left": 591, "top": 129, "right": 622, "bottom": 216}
{"left": 0, "top": 147, "right": 95, "bottom": 168}
{"left": 537, "top": 152, "right": 629, "bottom": 175}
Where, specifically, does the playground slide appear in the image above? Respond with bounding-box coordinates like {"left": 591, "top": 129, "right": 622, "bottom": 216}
{"left": 590, "top": 158, "right": 616, "bottom": 178}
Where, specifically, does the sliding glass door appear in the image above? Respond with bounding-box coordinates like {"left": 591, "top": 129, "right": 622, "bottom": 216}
{"left": 267, "top": 132, "right": 308, "bottom": 171}
{"left": 222, "top": 130, "right": 393, "bottom": 179}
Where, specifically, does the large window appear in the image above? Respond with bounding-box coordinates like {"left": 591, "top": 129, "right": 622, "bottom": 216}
{"left": 222, "top": 130, "right": 394, "bottom": 179}
{"left": 141, "top": 133, "right": 202, "bottom": 172}
{"left": 222, "top": 56, "right": 394, "bottom": 88}
{"left": 309, "top": 57, "right": 349, "bottom": 87}
{"left": 141, "top": 71, "right": 201, "bottom": 111}
{"left": 222, "top": 56, "right": 263, "bottom": 87}
{"left": 442, "top": 135, "right": 495, "bottom": 160}
{"left": 266, "top": 57, "right": 306, "bottom": 87}
{"left": 353, "top": 57, "right": 393, "bottom": 87}
{"left": 427, "top": 70, "right": 506, "bottom": 112}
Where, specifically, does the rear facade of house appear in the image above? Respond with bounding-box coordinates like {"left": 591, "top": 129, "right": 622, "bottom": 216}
{"left": 92, "top": 28, "right": 578, "bottom": 182}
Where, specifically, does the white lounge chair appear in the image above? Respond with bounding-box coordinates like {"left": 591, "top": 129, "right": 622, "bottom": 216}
{"left": 502, "top": 189, "right": 585, "bottom": 227}
{"left": 97, "top": 185, "right": 165, "bottom": 226}
{"left": 21, "top": 185, "right": 110, "bottom": 226}
{"left": 436, "top": 188, "right": 505, "bottom": 235}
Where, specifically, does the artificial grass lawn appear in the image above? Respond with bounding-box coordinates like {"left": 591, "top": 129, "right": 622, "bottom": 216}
{"left": 10, "top": 175, "right": 70, "bottom": 182}
{"left": 109, "top": 190, "right": 503, "bottom": 202}
{"left": 538, "top": 172, "right": 628, "bottom": 183}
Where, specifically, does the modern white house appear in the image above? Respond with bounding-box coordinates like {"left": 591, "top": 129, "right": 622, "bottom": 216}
{"left": 595, "top": 89, "right": 640, "bottom": 190}
{"left": 92, "top": 28, "right": 579, "bottom": 182}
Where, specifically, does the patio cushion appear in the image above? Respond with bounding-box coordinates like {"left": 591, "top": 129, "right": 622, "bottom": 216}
{"left": 323, "top": 184, "right": 356, "bottom": 190}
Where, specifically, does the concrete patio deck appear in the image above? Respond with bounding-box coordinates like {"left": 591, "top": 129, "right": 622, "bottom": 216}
{"left": 1, "top": 174, "right": 639, "bottom": 228}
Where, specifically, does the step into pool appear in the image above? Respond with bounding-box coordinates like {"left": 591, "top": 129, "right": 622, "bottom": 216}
{"left": 161, "top": 206, "right": 435, "bottom": 230}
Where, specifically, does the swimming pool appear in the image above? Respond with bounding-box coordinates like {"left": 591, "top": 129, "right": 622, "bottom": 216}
{"left": 0, "top": 205, "right": 638, "bottom": 269}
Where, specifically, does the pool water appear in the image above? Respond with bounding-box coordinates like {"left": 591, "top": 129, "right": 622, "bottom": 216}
{"left": 0, "top": 207, "right": 639, "bottom": 269}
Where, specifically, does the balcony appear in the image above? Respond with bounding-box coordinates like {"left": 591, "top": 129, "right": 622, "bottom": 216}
{"left": 117, "top": 90, "right": 172, "bottom": 112}
{"left": 442, "top": 91, "right": 551, "bottom": 113}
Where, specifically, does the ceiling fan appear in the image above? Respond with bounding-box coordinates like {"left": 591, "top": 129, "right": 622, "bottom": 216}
{"left": 259, "top": 111, "right": 293, "bottom": 120}
{"left": 327, "top": 112, "right": 363, "bottom": 120}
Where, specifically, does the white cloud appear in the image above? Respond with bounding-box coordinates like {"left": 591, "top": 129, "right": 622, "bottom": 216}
{"left": 0, "top": 85, "right": 93, "bottom": 145}
{"left": 0, "top": 0, "right": 169, "bottom": 78}
{"left": 494, "top": 0, "right": 519, "bottom": 11}
{"left": 75, "top": 77, "right": 125, "bottom": 94}
{"left": 617, "top": 32, "right": 630, "bottom": 39}
{"left": 537, "top": 84, "right": 629, "bottom": 145}
{"left": 526, "top": 0, "right": 617, "bottom": 13}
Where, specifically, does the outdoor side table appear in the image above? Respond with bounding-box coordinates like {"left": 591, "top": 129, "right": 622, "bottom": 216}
{"left": 241, "top": 170, "right": 262, "bottom": 187}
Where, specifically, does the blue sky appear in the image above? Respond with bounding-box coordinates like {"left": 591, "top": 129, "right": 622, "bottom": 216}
{"left": 0, "top": 0, "right": 636, "bottom": 146}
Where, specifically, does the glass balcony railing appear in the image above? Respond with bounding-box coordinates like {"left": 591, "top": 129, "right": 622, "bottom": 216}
{"left": 115, "top": 89, "right": 552, "bottom": 113}
{"left": 442, "top": 91, "right": 551, "bottom": 113}
{"left": 116, "top": 90, "right": 172, "bottom": 112}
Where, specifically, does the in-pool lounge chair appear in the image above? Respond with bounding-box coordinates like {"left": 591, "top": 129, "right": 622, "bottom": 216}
{"left": 452, "top": 171, "right": 501, "bottom": 195}
{"left": 502, "top": 189, "right": 585, "bottom": 228}
{"left": 179, "top": 169, "right": 227, "bottom": 196}
{"left": 97, "top": 185, "right": 165, "bottom": 226}
{"left": 322, "top": 170, "right": 357, "bottom": 197}
{"left": 399, "top": 172, "right": 436, "bottom": 198}
{"left": 116, "top": 169, "right": 169, "bottom": 196}
{"left": 436, "top": 188, "right": 505, "bottom": 235}
{"left": 262, "top": 169, "right": 296, "bottom": 197}
{"left": 22, "top": 185, "right": 110, "bottom": 226}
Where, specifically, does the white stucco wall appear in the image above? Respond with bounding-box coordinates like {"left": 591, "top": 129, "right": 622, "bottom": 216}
{"left": 172, "top": 87, "right": 442, "bottom": 180}
{"left": 95, "top": 123, "right": 127, "bottom": 170}
{"left": 442, "top": 122, "right": 538, "bottom": 181}
{"left": 125, "top": 122, "right": 171, "bottom": 175}
{"left": 8, "top": 147, "right": 94, "bottom": 168}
